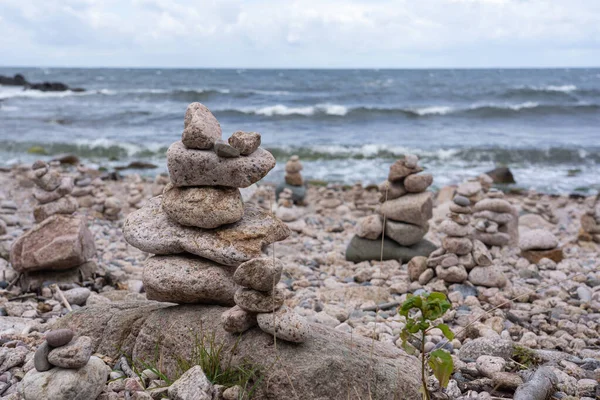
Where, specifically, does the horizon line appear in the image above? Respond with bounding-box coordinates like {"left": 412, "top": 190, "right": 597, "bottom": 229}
{"left": 1, "top": 65, "right": 600, "bottom": 70}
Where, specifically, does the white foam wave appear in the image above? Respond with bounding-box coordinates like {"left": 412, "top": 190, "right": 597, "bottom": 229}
{"left": 241, "top": 103, "right": 348, "bottom": 116}
{"left": 0, "top": 86, "right": 90, "bottom": 100}
{"left": 507, "top": 101, "right": 539, "bottom": 111}
{"left": 412, "top": 106, "right": 454, "bottom": 116}
{"left": 518, "top": 84, "right": 577, "bottom": 93}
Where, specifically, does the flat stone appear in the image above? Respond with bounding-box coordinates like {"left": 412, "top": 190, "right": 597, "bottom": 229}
{"left": 491, "top": 372, "right": 523, "bottom": 390}
{"left": 34, "top": 342, "right": 51, "bottom": 372}
{"left": 459, "top": 338, "right": 514, "bottom": 362}
{"left": 473, "top": 198, "right": 513, "bottom": 214}
{"left": 378, "top": 180, "right": 406, "bottom": 201}
{"left": 59, "top": 287, "right": 91, "bottom": 306}
{"left": 345, "top": 235, "right": 436, "bottom": 263}
{"left": 521, "top": 248, "right": 564, "bottom": 264}
{"left": 228, "top": 131, "right": 261, "bottom": 155}
{"left": 31, "top": 169, "right": 61, "bottom": 192}
{"left": 442, "top": 237, "right": 473, "bottom": 255}
{"left": 143, "top": 255, "right": 238, "bottom": 305}
{"left": 438, "top": 220, "right": 470, "bottom": 237}
{"left": 403, "top": 173, "right": 433, "bottom": 193}
{"left": 124, "top": 196, "right": 290, "bottom": 266}
{"left": 10, "top": 215, "right": 96, "bottom": 272}
{"left": 233, "top": 257, "right": 283, "bottom": 292}
{"left": 468, "top": 266, "right": 507, "bottom": 288}
{"left": 181, "top": 102, "right": 222, "bottom": 150}
{"left": 449, "top": 203, "right": 472, "bottom": 214}
{"left": 275, "top": 206, "right": 305, "bottom": 222}
{"left": 379, "top": 192, "right": 433, "bottom": 226}
{"left": 221, "top": 305, "right": 257, "bottom": 333}
{"left": 519, "top": 229, "right": 558, "bottom": 251}
{"left": 476, "top": 355, "right": 506, "bottom": 378}
{"left": 33, "top": 195, "right": 78, "bottom": 223}
{"left": 167, "top": 141, "right": 275, "bottom": 188}
{"left": 22, "top": 356, "right": 107, "bottom": 400}
{"left": 453, "top": 195, "right": 470, "bottom": 207}
{"left": 357, "top": 215, "right": 383, "bottom": 240}
{"left": 214, "top": 139, "right": 240, "bottom": 158}
{"left": 473, "top": 231, "right": 510, "bottom": 247}
{"left": 457, "top": 181, "right": 482, "bottom": 197}
{"left": 46, "top": 329, "right": 75, "bottom": 347}
{"left": 385, "top": 220, "right": 428, "bottom": 246}
{"left": 162, "top": 183, "right": 244, "bottom": 229}
{"left": 234, "top": 288, "right": 284, "bottom": 313}
{"left": 47, "top": 336, "right": 93, "bottom": 369}
{"left": 257, "top": 306, "right": 310, "bottom": 343}
{"left": 418, "top": 269, "right": 435, "bottom": 285}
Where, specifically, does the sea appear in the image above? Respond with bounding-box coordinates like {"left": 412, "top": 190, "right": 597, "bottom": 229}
{"left": 1, "top": 67, "right": 599, "bottom": 194}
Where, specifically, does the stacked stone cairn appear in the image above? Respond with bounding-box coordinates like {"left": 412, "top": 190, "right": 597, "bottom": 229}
{"left": 0, "top": 199, "right": 18, "bottom": 229}
{"left": 152, "top": 173, "right": 170, "bottom": 196}
{"left": 346, "top": 155, "right": 436, "bottom": 263}
{"left": 351, "top": 182, "right": 372, "bottom": 214}
{"left": 126, "top": 175, "right": 145, "bottom": 209}
{"left": 423, "top": 195, "right": 496, "bottom": 285}
{"left": 123, "top": 102, "right": 309, "bottom": 343}
{"left": 318, "top": 189, "right": 343, "bottom": 210}
{"left": 522, "top": 189, "right": 558, "bottom": 224}
{"left": 472, "top": 188, "right": 519, "bottom": 247}
{"left": 34, "top": 328, "right": 93, "bottom": 372}
{"left": 10, "top": 161, "right": 96, "bottom": 289}
{"left": 580, "top": 194, "right": 600, "bottom": 243}
{"left": 519, "top": 228, "right": 563, "bottom": 263}
{"left": 71, "top": 165, "right": 95, "bottom": 208}
{"left": 276, "top": 155, "right": 307, "bottom": 205}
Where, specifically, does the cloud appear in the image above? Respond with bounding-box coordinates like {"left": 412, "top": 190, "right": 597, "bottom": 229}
{"left": 0, "top": 0, "right": 598, "bottom": 67}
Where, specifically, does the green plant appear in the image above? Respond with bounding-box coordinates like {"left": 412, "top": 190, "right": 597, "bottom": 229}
{"left": 175, "top": 331, "right": 263, "bottom": 398}
{"left": 512, "top": 345, "right": 541, "bottom": 370}
{"left": 399, "top": 292, "right": 455, "bottom": 400}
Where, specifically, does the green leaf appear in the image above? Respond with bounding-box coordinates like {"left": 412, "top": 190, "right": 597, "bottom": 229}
{"left": 435, "top": 324, "right": 455, "bottom": 341}
{"left": 427, "top": 292, "right": 447, "bottom": 302}
{"left": 402, "top": 341, "right": 417, "bottom": 355}
{"left": 428, "top": 349, "right": 454, "bottom": 388}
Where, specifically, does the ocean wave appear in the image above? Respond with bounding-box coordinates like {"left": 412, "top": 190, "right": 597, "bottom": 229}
{"left": 214, "top": 102, "right": 600, "bottom": 119}
{"left": 3, "top": 139, "right": 598, "bottom": 166}
{"left": 514, "top": 84, "right": 578, "bottom": 93}
{"left": 0, "top": 86, "right": 92, "bottom": 100}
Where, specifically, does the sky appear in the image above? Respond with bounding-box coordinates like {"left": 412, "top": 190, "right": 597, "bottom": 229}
{"left": 0, "top": 0, "right": 599, "bottom": 68}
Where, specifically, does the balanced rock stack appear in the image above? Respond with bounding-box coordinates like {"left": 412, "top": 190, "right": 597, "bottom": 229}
{"left": 10, "top": 161, "right": 96, "bottom": 289}
{"left": 71, "top": 165, "right": 95, "bottom": 208}
{"left": 123, "top": 103, "right": 305, "bottom": 343}
{"left": 522, "top": 189, "right": 558, "bottom": 224}
{"left": 519, "top": 228, "right": 563, "bottom": 263}
{"left": 351, "top": 182, "right": 371, "bottom": 214}
{"left": 423, "top": 195, "right": 496, "bottom": 285}
{"left": 580, "top": 195, "right": 600, "bottom": 243}
{"left": 318, "top": 189, "right": 343, "bottom": 210}
{"left": 224, "top": 257, "right": 311, "bottom": 343}
{"left": 30, "top": 161, "right": 78, "bottom": 223}
{"left": 472, "top": 189, "right": 519, "bottom": 247}
{"left": 0, "top": 199, "right": 18, "bottom": 228}
{"left": 276, "top": 155, "right": 307, "bottom": 205}
{"left": 275, "top": 188, "right": 304, "bottom": 224}
{"left": 346, "top": 155, "right": 436, "bottom": 263}
{"left": 126, "top": 175, "right": 145, "bottom": 209}
{"left": 152, "top": 173, "right": 170, "bottom": 196}
{"left": 34, "top": 328, "right": 93, "bottom": 372}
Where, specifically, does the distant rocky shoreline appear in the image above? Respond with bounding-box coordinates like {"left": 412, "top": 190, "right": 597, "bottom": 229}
{"left": 0, "top": 73, "right": 84, "bottom": 92}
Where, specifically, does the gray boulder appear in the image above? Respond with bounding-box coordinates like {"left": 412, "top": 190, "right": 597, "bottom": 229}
{"left": 54, "top": 302, "right": 422, "bottom": 399}
{"left": 21, "top": 355, "right": 107, "bottom": 400}
{"left": 346, "top": 235, "right": 436, "bottom": 263}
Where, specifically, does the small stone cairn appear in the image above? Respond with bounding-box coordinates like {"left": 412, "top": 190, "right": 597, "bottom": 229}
{"left": 276, "top": 155, "right": 307, "bottom": 205}
{"left": 0, "top": 199, "right": 18, "bottom": 229}
{"left": 345, "top": 155, "right": 436, "bottom": 263}
{"left": 519, "top": 228, "right": 563, "bottom": 263}
{"left": 151, "top": 173, "right": 170, "bottom": 196}
{"left": 126, "top": 175, "right": 145, "bottom": 209}
{"left": 71, "top": 165, "right": 95, "bottom": 208}
{"left": 123, "top": 102, "right": 309, "bottom": 343}
{"left": 422, "top": 195, "right": 496, "bottom": 286}
{"left": 10, "top": 161, "right": 96, "bottom": 288}
{"left": 580, "top": 194, "right": 600, "bottom": 243}
{"left": 34, "top": 328, "right": 93, "bottom": 372}
{"left": 456, "top": 174, "right": 493, "bottom": 204}
{"left": 522, "top": 189, "right": 558, "bottom": 224}
{"left": 472, "top": 188, "right": 519, "bottom": 247}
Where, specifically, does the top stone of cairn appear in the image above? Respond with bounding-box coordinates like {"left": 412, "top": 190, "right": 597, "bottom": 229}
{"left": 181, "top": 102, "right": 222, "bottom": 149}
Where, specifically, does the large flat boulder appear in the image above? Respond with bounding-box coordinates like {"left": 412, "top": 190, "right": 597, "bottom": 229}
{"left": 123, "top": 196, "right": 290, "bottom": 266}
{"left": 379, "top": 192, "right": 433, "bottom": 226}
{"left": 10, "top": 215, "right": 95, "bottom": 272}
{"left": 345, "top": 235, "right": 436, "bottom": 263}
{"left": 54, "top": 302, "right": 421, "bottom": 399}
{"left": 167, "top": 141, "right": 275, "bottom": 188}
